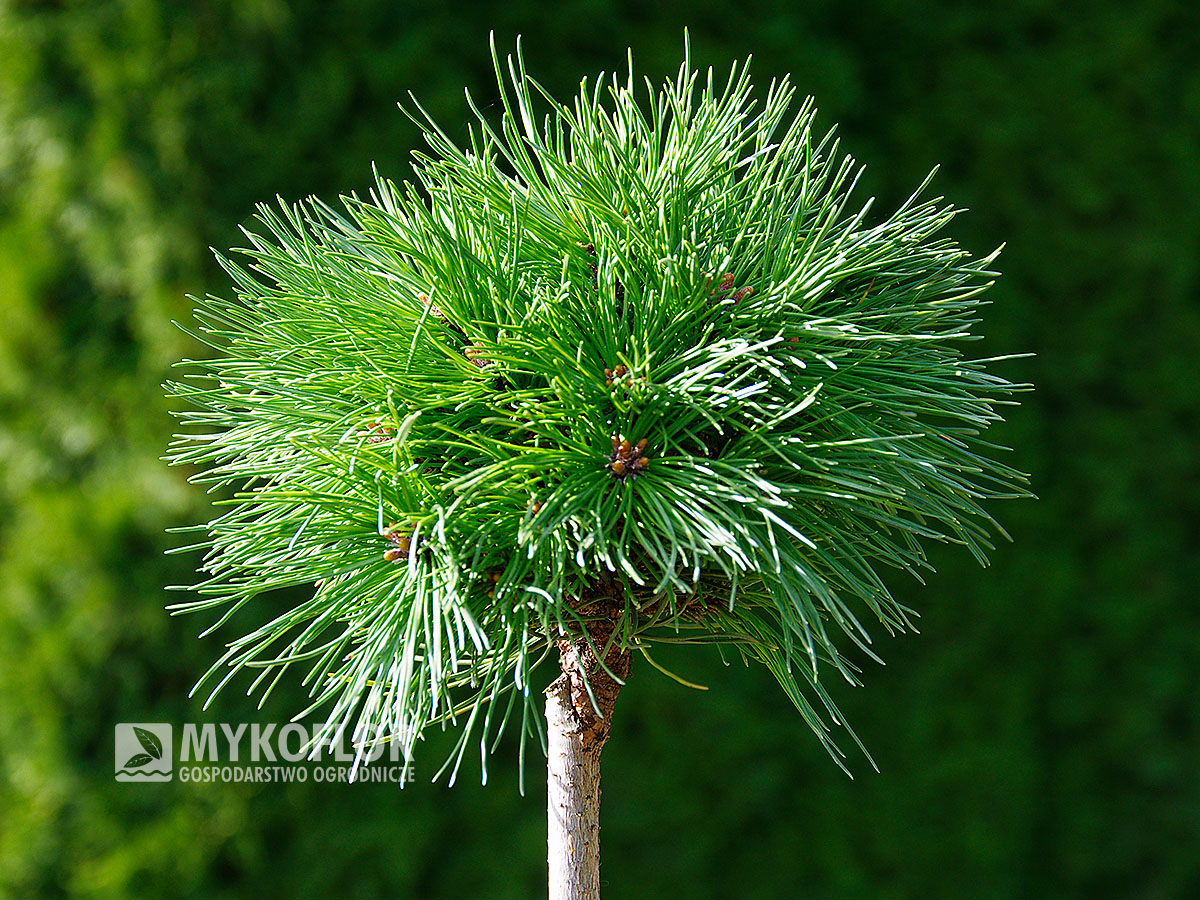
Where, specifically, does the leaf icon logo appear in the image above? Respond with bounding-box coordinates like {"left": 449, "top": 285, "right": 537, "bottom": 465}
{"left": 133, "top": 727, "right": 163, "bottom": 759}
{"left": 123, "top": 727, "right": 164, "bottom": 768}
{"left": 115, "top": 723, "right": 172, "bottom": 781}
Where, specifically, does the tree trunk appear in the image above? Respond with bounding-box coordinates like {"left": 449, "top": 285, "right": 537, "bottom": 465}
{"left": 546, "top": 615, "right": 631, "bottom": 900}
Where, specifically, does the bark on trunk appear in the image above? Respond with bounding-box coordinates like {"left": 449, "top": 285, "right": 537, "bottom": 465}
{"left": 546, "top": 611, "right": 631, "bottom": 900}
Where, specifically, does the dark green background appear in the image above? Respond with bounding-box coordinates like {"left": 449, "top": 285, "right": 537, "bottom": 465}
{"left": 2, "top": 1, "right": 1196, "bottom": 897}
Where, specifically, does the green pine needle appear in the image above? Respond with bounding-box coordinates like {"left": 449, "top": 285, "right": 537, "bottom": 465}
{"left": 166, "top": 35, "right": 1030, "bottom": 783}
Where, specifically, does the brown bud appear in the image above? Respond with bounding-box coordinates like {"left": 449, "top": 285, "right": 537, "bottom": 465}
{"left": 611, "top": 460, "right": 627, "bottom": 476}
{"left": 732, "top": 286, "right": 755, "bottom": 302}
{"left": 383, "top": 526, "right": 411, "bottom": 554}
{"left": 464, "top": 345, "right": 492, "bottom": 368}
{"left": 635, "top": 438, "right": 648, "bottom": 454}
{"left": 364, "top": 421, "right": 396, "bottom": 444}
{"left": 418, "top": 292, "right": 446, "bottom": 320}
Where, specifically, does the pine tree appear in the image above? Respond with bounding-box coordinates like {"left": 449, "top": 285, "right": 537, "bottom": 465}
{"left": 167, "top": 36, "right": 1029, "bottom": 899}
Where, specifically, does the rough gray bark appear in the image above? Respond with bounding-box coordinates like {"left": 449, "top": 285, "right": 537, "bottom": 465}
{"left": 546, "top": 605, "right": 631, "bottom": 900}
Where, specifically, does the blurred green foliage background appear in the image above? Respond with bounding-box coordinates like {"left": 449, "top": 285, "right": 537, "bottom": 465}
{"left": 1, "top": 1, "right": 1196, "bottom": 897}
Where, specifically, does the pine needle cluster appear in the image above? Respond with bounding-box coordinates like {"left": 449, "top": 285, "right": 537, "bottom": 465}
{"left": 167, "top": 39, "right": 1029, "bottom": 782}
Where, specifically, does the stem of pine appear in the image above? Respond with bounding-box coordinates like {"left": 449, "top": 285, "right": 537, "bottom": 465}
{"left": 545, "top": 615, "right": 630, "bottom": 900}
